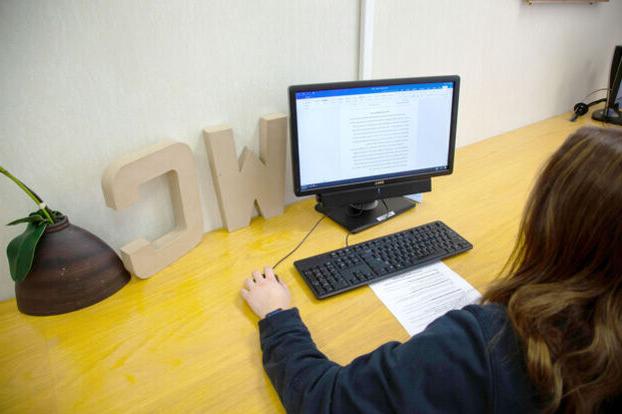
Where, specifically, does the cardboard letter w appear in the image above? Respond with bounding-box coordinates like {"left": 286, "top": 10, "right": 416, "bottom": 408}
{"left": 203, "top": 114, "right": 287, "bottom": 232}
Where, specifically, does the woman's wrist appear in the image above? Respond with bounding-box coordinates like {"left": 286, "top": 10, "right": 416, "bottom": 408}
{"left": 264, "top": 308, "right": 284, "bottom": 319}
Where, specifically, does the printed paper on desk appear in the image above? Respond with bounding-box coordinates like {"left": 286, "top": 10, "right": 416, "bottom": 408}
{"left": 370, "top": 262, "right": 481, "bottom": 336}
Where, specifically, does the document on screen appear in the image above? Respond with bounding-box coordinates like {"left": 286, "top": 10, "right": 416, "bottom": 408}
{"left": 341, "top": 102, "right": 418, "bottom": 176}
{"left": 370, "top": 262, "right": 481, "bottom": 336}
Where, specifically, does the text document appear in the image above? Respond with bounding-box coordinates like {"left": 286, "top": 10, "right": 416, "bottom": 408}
{"left": 370, "top": 262, "right": 481, "bottom": 336}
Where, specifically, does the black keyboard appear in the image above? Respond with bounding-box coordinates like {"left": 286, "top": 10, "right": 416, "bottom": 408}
{"left": 294, "top": 221, "right": 472, "bottom": 299}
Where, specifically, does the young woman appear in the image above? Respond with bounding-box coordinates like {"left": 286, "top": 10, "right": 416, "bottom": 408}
{"left": 241, "top": 126, "right": 622, "bottom": 413}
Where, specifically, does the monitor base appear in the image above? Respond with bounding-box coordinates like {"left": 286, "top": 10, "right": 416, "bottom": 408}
{"left": 592, "top": 108, "right": 622, "bottom": 125}
{"left": 316, "top": 196, "right": 416, "bottom": 234}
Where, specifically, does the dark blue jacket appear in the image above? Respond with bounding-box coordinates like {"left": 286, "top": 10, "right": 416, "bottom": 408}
{"left": 259, "top": 304, "right": 538, "bottom": 413}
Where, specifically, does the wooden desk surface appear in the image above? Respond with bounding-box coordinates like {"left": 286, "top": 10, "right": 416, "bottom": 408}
{"left": 0, "top": 113, "right": 614, "bottom": 413}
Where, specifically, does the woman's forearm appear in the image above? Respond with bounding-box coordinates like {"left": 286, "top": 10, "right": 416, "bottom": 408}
{"left": 260, "top": 308, "right": 341, "bottom": 413}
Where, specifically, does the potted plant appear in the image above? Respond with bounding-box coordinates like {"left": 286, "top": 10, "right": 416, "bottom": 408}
{"left": 1, "top": 165, "right": 130, "bottom": 315}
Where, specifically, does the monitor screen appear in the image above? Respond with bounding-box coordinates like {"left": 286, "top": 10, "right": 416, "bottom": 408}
{"left": 289, "top": 77, "right": 459, "bottom": 196}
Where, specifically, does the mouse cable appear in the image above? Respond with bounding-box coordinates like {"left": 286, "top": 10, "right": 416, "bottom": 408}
{"left": 272, "top": 214, "right": 326, "bottom": 270}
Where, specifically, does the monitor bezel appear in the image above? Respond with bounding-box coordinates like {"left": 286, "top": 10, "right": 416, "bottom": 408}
{"left": 288, "top": 75, "right": 460, "bottom": 197}
{"left": 606, "top": 45, "right": 622, "bottom": 109}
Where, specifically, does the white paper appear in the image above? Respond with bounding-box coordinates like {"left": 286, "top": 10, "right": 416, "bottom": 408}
{"left": 370, "top": 262, "right": 481, "bottom": 336}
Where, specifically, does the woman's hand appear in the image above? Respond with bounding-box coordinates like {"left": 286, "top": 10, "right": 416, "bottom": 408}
{"left": 241, "top": 267, "right": 291, "bottom": 319}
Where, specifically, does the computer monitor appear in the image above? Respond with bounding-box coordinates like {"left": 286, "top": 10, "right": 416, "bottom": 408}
{"left": 288, "top": 76, "right": 460, "bottom": 233}
{"left": 592, "top": 45, "right": 622, "bottom": 125}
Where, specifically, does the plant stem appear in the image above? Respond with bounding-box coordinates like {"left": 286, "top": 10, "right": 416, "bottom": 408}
{"left": 0, "top": 165, "right": 55, "bottom": 224}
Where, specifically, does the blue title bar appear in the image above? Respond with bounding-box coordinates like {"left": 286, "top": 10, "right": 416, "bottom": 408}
{"left": 295, "top": 82, "right": 453, "bottom": 100}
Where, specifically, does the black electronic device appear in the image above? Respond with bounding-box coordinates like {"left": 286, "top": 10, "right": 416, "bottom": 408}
{"left": 592, "top": 45, "right": 622, "bottom": 125}
{"left": 288, "top": 76, "right": 460, "bottom": 233}
{"left": 294, "top": 220, "right": 472, "bottom": 299}
{"left": 570, "top": 99, "right": 606, "bottom": 122}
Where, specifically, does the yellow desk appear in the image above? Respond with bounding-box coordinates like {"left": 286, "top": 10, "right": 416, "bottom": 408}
{"left": 0, "top": 113, "right": 615, "bottom": 413}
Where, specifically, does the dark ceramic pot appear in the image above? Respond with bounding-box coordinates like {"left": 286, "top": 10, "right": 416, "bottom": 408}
{"left": 15, "top": 216, "right": 130, "bottom": 315}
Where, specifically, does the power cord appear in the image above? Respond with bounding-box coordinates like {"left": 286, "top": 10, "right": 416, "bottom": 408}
{"left": 272, "top": 215, "right": 326, "bottom": 270}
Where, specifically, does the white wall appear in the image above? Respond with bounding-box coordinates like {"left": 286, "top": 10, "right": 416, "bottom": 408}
{"left": 373, "top": 0, "right": 622, "bottom": 146}
{"left": 0, "top": 0, "right": 620, "bottom": 300}
{"left": 0, "top": 0, "right": 359, "bottom": 300}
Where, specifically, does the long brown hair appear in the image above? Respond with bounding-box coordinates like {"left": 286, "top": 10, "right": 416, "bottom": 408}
{"left": 483, "top": 126, "right": 622, "bottom": 413}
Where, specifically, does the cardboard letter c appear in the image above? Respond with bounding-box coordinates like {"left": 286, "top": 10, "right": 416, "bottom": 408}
{"left": 101, "top": 141, "right": 204, "bottom": 278}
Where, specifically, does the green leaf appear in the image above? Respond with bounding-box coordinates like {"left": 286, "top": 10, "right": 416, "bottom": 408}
{"left": 7, "top": 214, "right": 46, "bottom": 226}
{"left": 6, "top": 221, "right": 47, "bottom": 282}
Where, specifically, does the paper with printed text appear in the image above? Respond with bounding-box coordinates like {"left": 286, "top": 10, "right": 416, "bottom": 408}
{"left": 370, "top": 262, "right": 481, "bottom": 336}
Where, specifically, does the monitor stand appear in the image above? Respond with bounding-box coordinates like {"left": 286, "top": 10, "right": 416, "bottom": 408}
{"left": 592, "top": 108, "right": 622, "bottom": 125}
{"left": 316, "top": 196, "right": 416, "bottom": 234}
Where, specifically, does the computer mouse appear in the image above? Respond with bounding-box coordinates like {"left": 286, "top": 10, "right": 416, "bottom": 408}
{"left": 254, "top": 273, "right": 280, "bottom": 282}
{"left": 265, "top": 273, "right": 280, "bottom": 282}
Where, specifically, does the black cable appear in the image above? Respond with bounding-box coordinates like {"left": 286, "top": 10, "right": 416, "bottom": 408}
{"left": 570, "top": 87, "right": 610, "bottom": 116}
{"left": 581, "top": 87, "right": 610, "bottom": 101}
{"left": 381, "top": 199, "right": 390, "bottom": 215}
{"left": 346, "top": 205, "right": 364, "bottom": 217}
{"left": 345, "top": 199, "right": 392, "bottom": 247}
{"left": 272, "top": 215, "right": 326, "bottom": 270}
